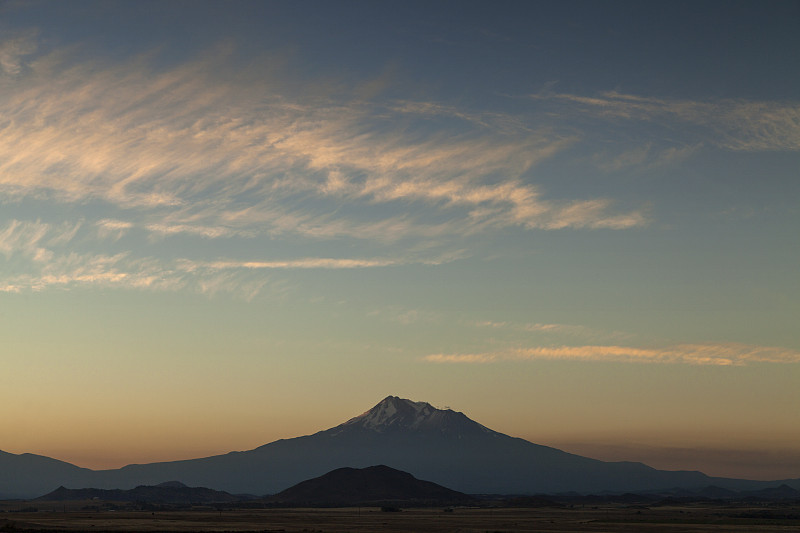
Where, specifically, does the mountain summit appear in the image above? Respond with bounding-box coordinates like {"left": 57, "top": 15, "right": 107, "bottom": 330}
{"left": 332, "top": 396, "right": 495, "bottom": 437}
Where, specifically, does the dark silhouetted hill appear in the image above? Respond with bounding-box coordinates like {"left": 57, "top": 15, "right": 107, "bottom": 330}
{"left": 268, "top": 465, "right": 473, "bottom": 506}
{"left": 35, "top": 481, "right": 240, "bottom": 504}
{"left": 743, "top": 484, "right": 800, "bottom": 500}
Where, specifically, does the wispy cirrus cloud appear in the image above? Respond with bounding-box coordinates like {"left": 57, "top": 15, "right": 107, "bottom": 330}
{"left": 0, "top": 219, "right": 81, "bottom": 259}
{"left": 0, "top": 247, "right": 429, "bottom": 298}
{"left": 13, "top": 34, "right": 797, "bottom": 300}
{"left": 472, "top": 319, "right": 632, "bottom": 343}
{"left": 0, "top": 250, "right": 177, "bottom": 294}
{"left": 0, "top": 219, "right": 455, "bottom": 298}
{"left": 591, "top": 143, "right": 699, "bottom": 173}
{"left": 387, "top": 100, "right": 534, "bottom": 135}
{"left": 0, "top": 38, "right": 646, "bottom": 246}
{"left": 0, "top": 252, "right": 279, "bottom": 301}
{"left": 178, "top": 257, "right": 427, "bottom": 272}
{"left": 425, "top": 343, "right": 800, "bottom": 366}
{"left": 537, "top": 91, "right": 800, "bottom": 152}
{"left": 0, "top": 29, "right": 37, "bottom": 75}
{"left": 144, "top": 223, "right": 238, "bottom": 240}
{"left": 368, "top": 306, "right": 442, "bottom": 325}
{"left": 95, "top": 219, "right": 134, "bottom": 241}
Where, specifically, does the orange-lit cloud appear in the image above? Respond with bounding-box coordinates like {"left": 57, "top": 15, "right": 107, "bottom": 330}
{"left": 0, "top": 40, "right": 645, "bottom": 245}
{"left": 3, "top": 35, "right": 795, "bottom": 302}
{"left": 425, "top": 343, "right": 800, "bottom": 366}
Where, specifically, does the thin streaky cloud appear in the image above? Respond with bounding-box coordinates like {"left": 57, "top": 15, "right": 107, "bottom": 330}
{"left": 95, "top": 219, "right": 134, "bottom": 241}
{"left": 368, "top": 306, "right": 442, "bottom": 326}
{"left": 472, "top": 319, "right": 633, "bottom": 342}
{"left": 0, "top": 217, "right": 459, "bottom": 296}
{"left": 0, "top": 219, "right": 80, "bottom": 258}
{"left": 145, "top": 223, "right": 236, "bottom": 239}
{"left": 179, "top": 249, "right": 464, "bottom": 272}
{"left": 0, "top": 28, "right": 37, "bottom": 75}
{"left": 536, "top": 91, "right": 800, "bottom": 152}
{"left": 425, "top": 343, "right": 800, "bottom": 366}
{"left": 591, "top": 143, "right": 699, "bottom": 173}
{"left": 0, "top": 248, "right": 267, "bottom": 299}
{"left": 473, "top": 320, "right": 508, "bottom": 329}
{"left": 189, "top": 258, "right": 398, "bottom": 270}
{"left": 166, "top": 203, "right": 460, "bottom": 242}
{"left": 0, "top": 249, "right": 448, "bottom": 295}
{"left": 388, "top": 100, "right": 534, "bottom": 135}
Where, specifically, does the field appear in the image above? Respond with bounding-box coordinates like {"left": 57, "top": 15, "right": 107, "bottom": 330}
{"left": 2, "top": 503, "right": 800, "bottom": 533}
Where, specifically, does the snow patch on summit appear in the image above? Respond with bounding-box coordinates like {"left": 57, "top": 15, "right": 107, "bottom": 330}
{"left": 362, "top": 399, "right": 397, "bottom": 428}
{"left": 334, "top": 395, "right": 495, "bottom": 437}
{"left": 343, "top": 396, "right": 435, "bottom": 430}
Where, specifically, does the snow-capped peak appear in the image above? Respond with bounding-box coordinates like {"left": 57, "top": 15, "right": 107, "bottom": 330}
{"left": 349, "top": 396, "right": 432, "bottom": 429}
{"left": 333, "top": 396, "right": 495, "bottom": 437}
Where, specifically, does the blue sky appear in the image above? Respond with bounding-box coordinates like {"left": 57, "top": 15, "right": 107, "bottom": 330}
{"left": 1, "top": 1, "right": 798, "bottom": 479}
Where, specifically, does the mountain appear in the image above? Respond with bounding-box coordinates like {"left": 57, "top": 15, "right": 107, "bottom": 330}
{"left": 268, "top": 465, "right": 473, "bottom": 506}
{"left": 3, "top": 396, "right": 799, "bottom": 498}
{"left": 35, "top": 481, "right": 241, "bottom": 504}
{"left": 0, "top": 450, "right": 96, "bottom": 499}
{"left": 743, "top": 484, "right": 800, "bottom": 500}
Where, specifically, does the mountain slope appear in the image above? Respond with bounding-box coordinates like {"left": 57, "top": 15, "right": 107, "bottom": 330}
{"left": 3, "top": 396, "right": 799, "bottom": 498}
{"left": 0, "top": 450, "right": 96, "bottom": 499}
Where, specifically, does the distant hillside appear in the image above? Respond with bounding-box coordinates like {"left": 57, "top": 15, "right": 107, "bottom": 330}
{"left": 0, "top": 450, "right": 96, "bottom": 500}
{"left": 36, "top": 481, "right": 241, "bottom": 504}
{"left": 268, "top": 465, "right": 473, "bottom": 506}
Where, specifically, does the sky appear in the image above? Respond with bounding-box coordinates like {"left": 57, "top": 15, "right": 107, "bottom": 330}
{"left": 1, "top": 0, "right": 798, "bottom": 480}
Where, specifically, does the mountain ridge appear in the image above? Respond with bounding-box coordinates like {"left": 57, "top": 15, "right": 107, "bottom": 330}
{"left": 35, "top": 482, "right": 240, "bottom": 504}
{"left": 2, "top": 396, "right": 799, "bottom": 499}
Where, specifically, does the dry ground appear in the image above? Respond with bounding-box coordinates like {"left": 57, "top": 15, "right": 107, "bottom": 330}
{"left": 2, "top": 503, "right": 800, "bottom": 532}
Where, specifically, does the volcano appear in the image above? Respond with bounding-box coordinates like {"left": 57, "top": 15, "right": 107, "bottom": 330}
{"left": 3, "top": 396, "right": 798, "bottom": 498}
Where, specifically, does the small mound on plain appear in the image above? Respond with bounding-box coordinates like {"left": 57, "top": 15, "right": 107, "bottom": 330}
{"left": 269, "top": 465, "right": 473, "bottom": 506}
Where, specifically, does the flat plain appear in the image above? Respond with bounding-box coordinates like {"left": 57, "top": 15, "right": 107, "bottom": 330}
{"left": 2, "top": 504, "right": 800, "bottom": 533}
